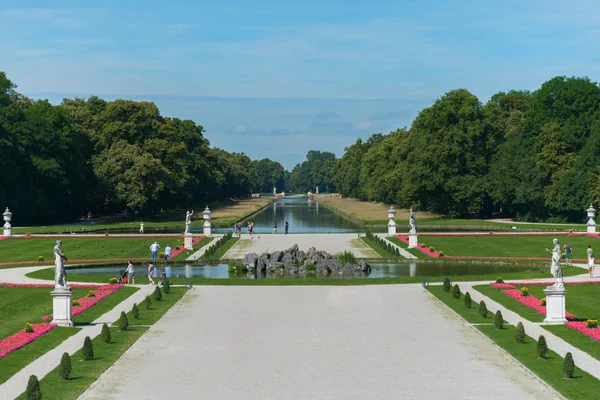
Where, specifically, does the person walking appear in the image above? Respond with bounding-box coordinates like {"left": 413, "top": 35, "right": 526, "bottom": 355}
{"left": 285, "top": 221, "right": 289, "bottom": 234}
{"left": 587, "top": 245, "right": 595, "bottom": 278}
{"left": 564, "top": 243, "right": 573, "bottom": 265}
{"left": 139, "top": 221, "right": 144, "bottom": 234}
{"left": 150, "top": 241, "right": 161, "bottom": 262}
{"left": 147, "top": 262, "right": 155, "bottom": 285}
{"left": 273, "top": 221, "right": 277, "bottom": 234}
{"left": 164, "top": 244, "right": 172, "bottom": 262}
{"left": 126, "top": 260, "right": 135, "bottom": 285}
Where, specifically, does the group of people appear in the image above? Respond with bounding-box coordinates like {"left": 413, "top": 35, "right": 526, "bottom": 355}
{"left": 272, "top": 220, "right": 289, "bottom": 234}
{"left": 232, "top": 220, "right": 290, "bottom": 236}
{"left": 123, "top": 260, "right": 168, "bottom": 286}
{"left": 149, "top": 241, "right": 172, "bottom": 262}
{"left": 562, "top": 243, "right": 595, "bottom": 278}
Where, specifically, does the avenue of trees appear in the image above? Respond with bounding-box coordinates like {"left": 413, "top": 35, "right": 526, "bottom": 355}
{"left": 288, "top": 150, "right": 337, "bottom": 193}
{"left": 332, "top": 76, "right": 600, "bottom": 222}
{"left": 0, "top": 72, "right": 286, "bottom": 224}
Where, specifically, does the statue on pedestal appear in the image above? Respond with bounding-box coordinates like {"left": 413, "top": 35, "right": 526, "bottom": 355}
{"left": 185, "top": 210, "right": 194, "bottom": 234}
{"left": 545, "top": 238, "right": 564, "bottom": 289}
{"left": 409, "top": 209, "right": 416, "bottom": 233}
{"left": 54, "top": 240, "right": 68, "bottom": 289}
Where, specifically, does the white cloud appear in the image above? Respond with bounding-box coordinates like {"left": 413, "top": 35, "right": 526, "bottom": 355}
{"left": 231, "top": 124, "right": 248, "bottom": 133}
{"left": 353, "top": 122, "right": 372, "bottom": 131}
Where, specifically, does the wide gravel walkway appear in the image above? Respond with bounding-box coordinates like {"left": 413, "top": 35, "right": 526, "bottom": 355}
{"left": 79, "top": 285, "right": 558, "bottom": 399}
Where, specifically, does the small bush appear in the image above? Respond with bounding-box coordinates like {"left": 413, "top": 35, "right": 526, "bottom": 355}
{"left": 306, "top": 263, "right": 316, "bottom": 272}
{"left": 478, "top": 300, "right": 488, "bottom": 318}
{"left": 464, "top": 292, "right": 472, "bottom": 308}
{"left": 25, "top": 323, "right": 34, "bottom": 333}
{"left": 438, "top": 251, "right": 444, "bottom": 257}
{"left": 429, "top": 246, "right": 435, "bottom": 252}
{"left": 88, "top": 290, "right": 96, "bottom": 298}
{"left": 144, "top": 295, "right": 152, "bottom": 310}
{"left": 82, "top": 336, "right": 94, "bottom": 360}
{"left": 59, "top": 352, "right": 71, "bottom": 380}
{"left": 537, "top": 335, "right": 548, "bottom": 359}
{"left": 132, "top": 303, "right": 140, "bottom": 320}
{"left": 26, "top": 375, "right": 42, "bottom": 400}
{"left": 37, "top": 255, "right": 44, "bottom": 262}
{"left": 337, "top": 251, "right": 356, "bottom": 264}
{"left": 118, "top": 311, "right": 129, "bottom": 331}
{"left": 154, "top": 286, "right": 162, "bottom": 301}
{"left": 452, "top": 284, "right": 461, "bottom": 299}
{"left": 159, "top": 251, "right": 165, "bottom": 258}
{"left": 109, "top": 277, "right": 118, "bottom": 284}
{"left": 586, "top": 319, "right": 598, "bottom": 328}
{"left": 494, "top": 310, "right": 504, "bottom": 329}
{"left": 520, "top": 287, "right": 529, "bottom": 297}
{"left": 495, "top": 278, "right": 504, "bottom": 284}
{"left": 163, "top": 279, "right": 171, "bottom": 294}
{"left": 100, "top": 323, "right": 111, "bottom": 343}
{"left": 72, "top": 300, "right": 80, "bottom": 307}
{"left": 563, "top": 352, "right": 575, "bottom": 378}
{"left": 515, "top": 322, "right": 526, "bottom": 343}
{"left": 541, "top": 297, "right": 546, "bottom": 306}
{"left": 442, "top": 277, "right": 451, "bottom": 292}
{"left": 228, "top": 262, "right": 247, "bottom": 273}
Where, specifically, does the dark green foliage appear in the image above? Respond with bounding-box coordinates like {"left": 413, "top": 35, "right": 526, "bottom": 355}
{"left": 100, "top": 323, "right": 111, "bottom": 344}
{"left": 337, "top": 251, "right": 356, "bottom": 264}
{"left": 288, "top": 150, "right": 337, "bottom": 193}
{"left": 132, "top": 303, "right": 140, "bottom": 320}
{"left": 464, "top": 292, "right": 472, "bottom": 308}
{"left": 442, "top": 277, "right": 451, "bottom": 292}
{"left": 563, "top": 352, "right": 575, "bottom": 378}
{"left": 154, "top": 286, "right": 162, "bottom": 301}
{"left": 118, "top": 311, "right": 129, "bottom": 331}
{"left": 452, "top": 284, "right": 461, "bottom": 299}
{"left": 494, "top": 310, "right": 504, "bottom": 329}
{"left": 82, "top": 336, "right": 94, "bottom": 360}
{"left": 144, "top": 295, "right": 152, "bottom": 310}
{"left": 495, "top": 278, "right": 504, "bottom": 284}
{"left": 515, "top": 322, "right": 525, "bottom": 343}
{"left": 202, "top": 232, "right": 233, "bottom": 259}
{"left": 478, "top": 300, "right": 488, "bottom": 318}
{"left": 163, "top": 279, "right": 171, "bottom": 294}
{"left": 59, "top": 352, "right": 71, "bottom": 380}
{"left": 537, "top": 335, "right": 548, "bottom": 359}
{"left": 26, "top": 375, "right": 42, "bottom": 400}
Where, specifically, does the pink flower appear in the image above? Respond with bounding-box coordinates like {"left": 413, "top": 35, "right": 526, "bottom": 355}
{"left": 501, "top": 289, "right": 577, "bottom": 320}
{"left": 490, "top": 283, "right": 515, "bottom": 289}
{"left": 565, "top": 322, "right": 600, "bottom": 342}
{"left": 0, "top": 324, "right": 57, "bottom": 359}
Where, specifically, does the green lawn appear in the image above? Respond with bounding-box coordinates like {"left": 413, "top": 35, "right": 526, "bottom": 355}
{"left": 386, "top": 237, "right": 427, "bottom": 258}
{"left": 201, "top": 236, "right": 239, "bottom": 260}
{"left": 361, "top": 237, "right": 401, "bottom": 259}
{"left": 16, "top": 287, "right": 187, "bottom": 400}
{"left": 419, "top": 235, "right": 597, "bottom": 258}
{"left": 429, "top": 286, "right": 600, "bottom": 399}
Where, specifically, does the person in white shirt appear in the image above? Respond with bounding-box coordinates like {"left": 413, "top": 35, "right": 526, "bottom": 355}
{"left": 164, "top": 244, "right": 172, "bottom": 262}
{"left": 147, "top": 263, "right": 155, "bottom": 285}
{"left": 126, "top": 260, "right": 135, "bottom": 284}
{"left": 150, "top": 242, "right": 161, "bottom": 262}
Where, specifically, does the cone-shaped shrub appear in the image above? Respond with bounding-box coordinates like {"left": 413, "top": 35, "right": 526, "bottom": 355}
{"left": 100, "top": 323, "right": 111, "bottom": 344}
{"left": 537, "top": 335, "right": 548, "bottom": 359}
{"left": 478, "top": 300, "right": 488, "bottom": 318}
{"left": 515, "top": 322, "right": 525, "bottom": 343}
{"left": 118, "top": 311, "right": 129, "bottom": 331}
{"left": 442, "top": 277, "right": 451, "bottom": 292}
{"left": 464, "top": 292, "right": 472, "bottom": 308}
{"left": 26, "top": 375, "right": 41, "bottom": 400}
{"left": 563, "top": 352, "right": 575, "bottom": 378}
{"left": 144, "top": 295, "right": 152, "bottom": 310}
{"left": 154, "top": 286, "right": 162, "bottom": 301}
{"left": 59, "top": 352, "right": 71, "bottom": 380}
{"left": 494, "top": 310, "right": 503, "bottom": 329}
{"left": 132, "top": 303, "right": 140, "bottom": 320}
{"left": 452, "top": 284, "right": 461, "bottom": 299}
{"left": 82, "top": 336, "right": 94, "bottom": 360}
{"left": 163, "top": 279, "right": 171, "bottom": 294}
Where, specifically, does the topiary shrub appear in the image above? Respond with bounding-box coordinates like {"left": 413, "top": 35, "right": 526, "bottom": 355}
{"left": 144, "top": 295, "right": 152, "bottom": 310}
{"left": 132, "top": 303, "right": 140, "bottom": 320}
{"left": 452, "top": 284, "right": 461, "bottom": 299}
{"left": 563, "top": 352, "right": 575, "bottom": 378}
{"left": 438, "top": 251, "right": 444, "bottom": 257}
{"left": 25, "top": 323, "right": 34, "bottom": 333}
{"left": 154, "top": 286, "right": 162, "bottom": 301}
{"left": 101, "top": 323, "right": 111, "bottom": 343}
{"left": 537, "top": 335, "right": 548, "bottom": 359}
{"left": 442, "top": 277, "right": 451, "bottom": 292}
{"left": 118, "top": 311, "right": 129, "bottom": 331}
{"left": 163, "top": 279, "right": 171, "bottom": 294}
{"left": 82, "top": 336, "right": 94, "bottom": 360}
{"left": 494, "top": 310, "right": 504, "bottom": 329}
{"left": 495, "top": 278, "right": 504, "bottom": 284}
{"left": 26, "top": 375, "right": 42, "bottom": 400}
{"left": 59, "top": 352, "right": 71, "bottom": 380}
{"left": 478, "top": 300, "right": 488, "bottom": 318}
{"left": 515, "top": 322, "right": 525, "bottom": 343}
{"left": 110, "top": 277, "right": 118, "bottom": 284}
{"left": 464, "top": 292, "right": 472, "bottom": 308}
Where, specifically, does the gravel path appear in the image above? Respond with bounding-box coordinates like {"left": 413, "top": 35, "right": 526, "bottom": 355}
{"left": 79, "top": 285, "right": 558, "bottom": 400}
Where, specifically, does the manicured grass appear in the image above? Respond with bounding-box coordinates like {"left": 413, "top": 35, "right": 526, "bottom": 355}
{"left": 361, "top": 237, "right": 401, "bottom": 259}
{"left": 543, "top": 325, "right": 600, "bottom": 362}
{"left": 201, "top": 236, "right": 239, "bottom": 260}
{"left": 429, "top": 286, "right": 600, "bottom": 399}
{"left": 420, "top": 235, "right": 597, "bottom": 258}
{"left": 474, "top": 284, "right": 544, "bottom": 322}
{"left": 73, "top": 287, "right": 139, "bottom": 325}
{"left": 15, "top": 287, "right": 187, "bottom": 400}
{"left": 386, "top": 237, "right": 425, "bottom": 258}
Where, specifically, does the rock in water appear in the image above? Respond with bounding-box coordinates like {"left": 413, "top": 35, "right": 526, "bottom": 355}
{"left": 243, "top": 253, "right": 258, "bottom": 271}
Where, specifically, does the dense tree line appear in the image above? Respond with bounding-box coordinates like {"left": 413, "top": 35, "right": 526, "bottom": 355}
{"left": 288, "top": 150, "right": 337, "bottom": 193}
{"left": 0, "top": 72, "right": 284, "bottom": 224}
{"left": 332, "top": 76, "right": 600, "bottom": 222}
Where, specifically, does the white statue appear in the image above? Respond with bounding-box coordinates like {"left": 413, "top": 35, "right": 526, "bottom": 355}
{"left": 545, "top": 238, "right": 564, "bottom": 289}
{"left": 185, "top": 210, "right": 194, "bottom": 234}
{"left": 409, "top": 208, "right": 416, "bottom": 233}
{"left": 54, "top": 240, "right": 68, "bottom": 289}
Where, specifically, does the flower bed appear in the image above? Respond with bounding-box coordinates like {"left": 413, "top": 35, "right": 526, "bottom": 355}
{"left": 505, "top": 281, "right": 600, "bottom": 287}
{"left": 490, "top": 283, "right": 515, "bottom": 289}
{"left": 1, "top": 282, "right": 101, "bottom": 289}
{"left": 395, "top": 235, "right": 441, "bottom": 258}
{"left": 169, "top": 236, "right": 203, "bottom": 258}
{"left": 501, "top": 289, "right": 577, "bottom": 320}
{"left": 565, "top": 321, "right": 600, "bottom": 342}
{"left": 0, "top": 323, "right": 57, "bottom": 359}
{"left": 71, "top": 284, "right": 123, "bottom": 316}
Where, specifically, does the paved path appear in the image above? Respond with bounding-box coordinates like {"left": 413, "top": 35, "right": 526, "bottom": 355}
{"left": 374, "top": 233, "right": 417, "bottom": 259}
{"left": 222, "top": 233, "right": 380, "bottom": 259}
{"left": 186, "top": 234, "right": 223, "bottom": 260}
{"left": 80, "top": 285, "right": 558, "bottom": 400}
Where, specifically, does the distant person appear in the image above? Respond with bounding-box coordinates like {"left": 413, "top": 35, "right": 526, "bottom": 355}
{"left": 588, "top": 245, "right": 595, "bottom": 278}
{"left": 164, "top": 244, "right": 172, "bottom": 262}
{"left": 158, "top": 267, "right": 167, "bottom": 286}
{"left": 285, "top": 221, "right": 289, "bottom": 234}
{"left": 87, "top": 211, "right": 92, "bottom": 221}
{"left": 247, "top": 221, "right": 252, "bottom": 235}
{"left": 273, "top": 221, "right": 277, "bottom": 234}
{"left": 564, "top": 243, "right": 573, "bottom": 265}
{"left": 126, "top": 260, "right": 135, "bottom": 285}
{"left": 150, "top": 241, "right": 161, "bottom": 262}
{"left": 139, "top": 221, "right": 144, "bottom": 234}
{"left": 147, "top": 262, "right": 155, "bottom": 285}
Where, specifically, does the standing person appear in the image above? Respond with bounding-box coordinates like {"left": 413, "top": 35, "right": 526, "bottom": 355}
{"left": 147, "top": 262, "right": 155, "bottom": 285}
{"left": 126, "top": 260, "right": 135, "bottom": 285}
{"left": 588, "top": 245, "right": 595, "bottom": 278}
{"left": 273, "top": 221, "right": 277, "bottom": 234}
{"left": 139, "top": 221, "right": 144, "bottom": 234}
{"left": 247, "top": 221, "right": 252, "bottom": 235}
{"left": 285, "top": 221, "right": 289, "bottom": 234}
{"left": 150, "top": 241, "right": 161, "bottom": 262}
{"left": 564, "top": 243, "right": 573, "bottom": 265}
{"left": 164, "top": 244, "right": 172, "bottom": 262}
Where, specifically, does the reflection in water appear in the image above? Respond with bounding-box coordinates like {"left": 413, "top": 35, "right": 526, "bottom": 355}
{"left": 409, "top": 262, "right": 416, "bottom": 277}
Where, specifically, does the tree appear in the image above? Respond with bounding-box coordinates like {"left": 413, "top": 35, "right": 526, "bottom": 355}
{"left": 288, "top": 150, "right": 337, "bottom": 193}
{"left": 59, "top": 352, "right": 71, "bottom": 380}
{"left": 82, "top": 336, "right": 94, "bottom": 360}
{"left": 26, "top": 375, "right": 42, "bottom": 400}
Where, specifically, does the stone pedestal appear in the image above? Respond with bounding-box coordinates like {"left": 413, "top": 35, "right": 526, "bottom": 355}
{"left": 587, "top": 220, "right": 596, "bottom": 234}
{"left": 387, "top": 221, "right": 396, "bottom": 236}
{"left": 51, "top": 288, "right": 74, "bottom": 327}
{"left": 3, "top": 227, "right": 11, "bottom": 237}
{"left": 184, "top": 233, "right": 194, "bottom": 250}
{"left": 543, "top": 288, "right": 568, "bottom": 324}
{"left": 408, "top": 232, "right": 418, "bottom": 249}
{"left": 203, "top": 221, "right": 212, "bottom": 237}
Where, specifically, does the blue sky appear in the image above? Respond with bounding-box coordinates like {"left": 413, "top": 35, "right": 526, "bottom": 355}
{"left": 2, "top": 0, "right": 600, "bottom": 169}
